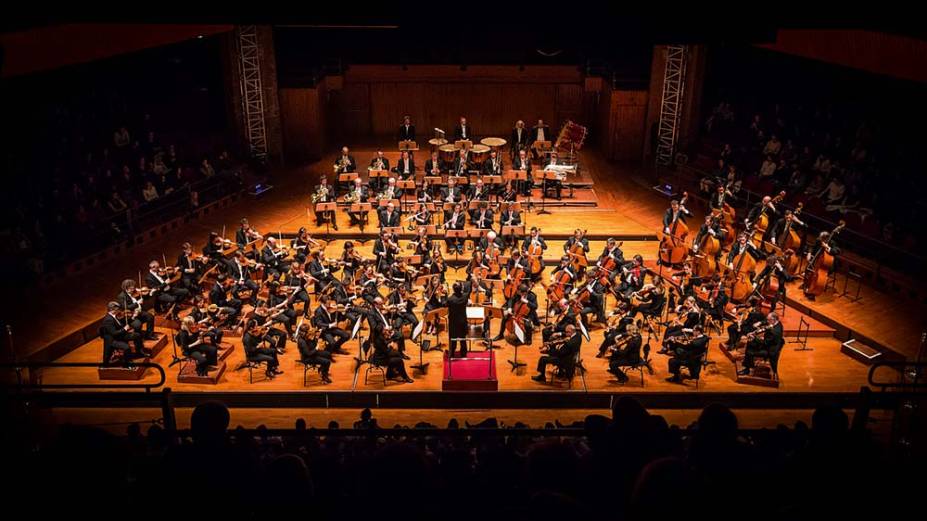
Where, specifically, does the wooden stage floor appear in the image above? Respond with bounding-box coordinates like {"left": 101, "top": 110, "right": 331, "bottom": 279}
{"left": 5, "top": 144, "right": 923, "bottom": 407}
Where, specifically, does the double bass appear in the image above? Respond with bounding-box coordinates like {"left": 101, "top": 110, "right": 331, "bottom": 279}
{"left": 693, "top": 216, "right": 721, "bottom": 278}
{"left": 750, "top": 191, "right": 785, "bottom": 246}
{"left": 725, "top": 243, "right": 757, "bottom": 303}
{"left": 713, "top": 184, "right": 737, "bottom": 248}
{"left": 803, "top": 221, "right": 845, "bottom": 297}
{"left": 658, "top": 192, "right": 689, "bottom": 266}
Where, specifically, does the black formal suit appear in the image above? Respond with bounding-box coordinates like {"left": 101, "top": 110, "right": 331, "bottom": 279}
{"left": 176, "top": 329, "right": 218, "bottom": 375}
{"left": 145, "top": 270, "right": 190, "bottom": 311}
{"left": 537, "top": 332, "right": 582, "bottom": 377}
{"left": 511, "top": 127, "right": 530, "bottom": 155}
{"left": 335, "top": 154, "right": 357, "bottom": 173}
{"left": 175, "top": 253, "right": 199, "bottom": 290}
{"left": 392, "top": 157, "right": 416, "bottom": 179}
{"left": 498, "top": 292, "right": 539, "bottom": 343}
{"left": 297, "top": 336, "right": 332, "bottom": 376}
{"left": 424, "top": 158, "right": 444, "bottom": 176}
{"left": 260, "top": 245, "right": 284, "bottom": 278}
{"left": 726, "top": 241, "right": 763, "bottom": 266}
{"left": 115, "top": 290, "right": 155, "bottom": 337}
{"left": 454, "top": 124, "right": 473, "bottom": 141}
{"left": 312, "top": 305, "right": 350, "bottom": 352}
{"left": 668, "top": 334, "right": 709, "bottom": 379}
{"left": 482, "top": 155, "right": 504, "bottom": 176}
{"left": 531, "top": 125, "right": 551, "bottom": 145}
{"left": 370, "top": 331, "right": 410, "bottom": 380}
{"left": 443, "top": 209, "right": 466, "bottom": 251}
{"left": 743, "top": 322, "right": 784, "bottom": 373}
{"left": 346, "top": 184, "right": 370, "bottom": 224}
{"left": 308, "top": 258, "right": 338, "bottom": 293}
{"left": 512, "top": 155, "right": 533, "bottom": 195}
{"left": 209, "top": 282, "right": 241, "bottom": 317}
{"left": 609, "top": 333, "right": 643, "bottom": 380}
{"left": 225, "top": 260, "right": 259, "bottom": 304}
{"left": 242, "top": 331, "right": 279, "bottom": 375}
{"left": 452, "top": 156, "right": 471, "bottom": 176}
{"left": 378, "top": 208, "right": 401, "bottom": 229}
{"left": 100, "top": 312, "right": 145, "bottom": 366}
{"left": 662, "top": 208, "right": 692, "bottom": 230}
{"left": 440, "top": 186, "right": 462, "bottom": 204}
{"left": 470, "top": 207, "right": 494, "bottom": 229}
{"left": 446, "top": 290, "right": 469, "bottom": 357}
{"left": 368, "top": 156, "right": 390, "bottom": 192}
{"left": 397, "top": 124, "right": 416, "bottom": 142}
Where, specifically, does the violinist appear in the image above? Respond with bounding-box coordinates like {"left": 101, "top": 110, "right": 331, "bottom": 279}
{"left": 726, "top": 297, "right": 766, "bottom": 350}
{"left": 423, "top": 282, "right": 447, "bottom": 335}
{"left": 739, "top": 312, "right": 784, "bottom": 376}
{"left": 291, "top": 227, "right": 319, "bottom": 264}
{"left": 411, "top": 227, "right": 434, "bottom": 260}
{"left": 726, "top": 234, "right": 762, "bottom": 269}
{"left": 658, "top": 296, "right": 702, "bottom": 354}
{"left": 370, "top": 325, "right": 414, "bottom": 383}
{"left": 283, "top": 261, "right": 313, "bottom": 311}
{"left": 358, "top": 266, "right": 384, "bottom": 305}
{"left": 470, "top": 201, "right": 493, "bottom": 229}
{"left": 373, "top": 230, "right": 400, "bottom": 272}
{"left": 616, "top": 255, "right": 646, "bottom": 299}
{"left": 531, "top": 324, "right": 581, "bottom": 383}
{"left": 177, "top": 316, "right": 218, "bottom": 377}
{"left": 265, "top": 281, "right": 299, "bottom": 334}
{"left": 339, "top": 241, "right": 363, "bottom": 283}
{"left": 493, "top": 283, "right": 538, "bottom": 344}
{"left": 388, "top": 256, "right": 414, "bottom": 291}
{"left": 209, "top": 274, "right": 242, "bottom": 320}
{"left": 226, "top": 251, "right": 259, "bottom": 305}
{"left": 327, "top": 279, "right": 363, "bottom": 326}
{"left": 368, "top": 298, "right": 408, "bottom": 357}
{"left": 100, "top": 301, "right": 149, "bottom": 366}
{"left": 252, "top": 304, "right": 289, "bottom": 354}
{"left": 202, "top": 231, "right": 229, "bottom": 261}
{"left": 665, "top": 324, "right": 709, "bottom": 384}
{"left": 543, "top": 297, "right": 577, "bottom": 342}
{"left": 430, "top": 246, "right": 448, "bottom": 283}
{"left": 145, "top": 260, "right": 190, "bottom": 316}
{"left": 116, "top": 279, "right": 156, "bottom": 340}
{"left": 443, "top": 202, "right": 466, "bottom": 254}
{"left": 378, "top": 200, "right": 401, "bottom": 229}
{"left": 295, "top": 325, "right": 332, "bottom": 384}
{"left": 235, "top": 218, "right": 263, "bottom": 252}
{"left": 190, "top": 296, "right": 232, "bottom": 334}
{"left": 176, "top": 242, "right": 204, "bottom": 290}
{"left": 260, "top": 236, "right": 287, "bottom": 278}
{"left": 308, "top": 250, "right": 340, "bottom": 293}
{"left": 387, "top": 285, "right": 419, "bottom": 333}
{"left": 312, "top": 297, "right": 351, "bottom": 354}
{"left": 752, "top": 253, "right": 792, "bottom": 310}
{"left": 597, "top": 302, "right": 634, "bottom": 357}
{"left": 662, "top": 198, "right": 692, "bottom": 234}
{"left": 242, "top": 318, "right": 282, "bottom": 380}
{"left": 606, "top": 323, "right": 643, "bottom": 384}
{"left": 628, "top": 275, "right": 666, "bottom": 320}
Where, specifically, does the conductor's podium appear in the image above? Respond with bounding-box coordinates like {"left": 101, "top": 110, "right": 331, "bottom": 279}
{"left": 442, "top": 350, "right": 498, "bottom": 391}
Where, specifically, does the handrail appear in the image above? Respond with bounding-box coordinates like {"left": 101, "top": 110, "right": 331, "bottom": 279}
{"left": 0, "top": 362, "right": 166, "bottom": 392}
{"left": 867, "top": 360, "right": 927, "bottom": 391}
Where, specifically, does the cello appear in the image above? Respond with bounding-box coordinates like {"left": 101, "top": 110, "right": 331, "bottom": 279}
{"left": 503, "top": 256, "right": 527, "bottom": 300}
{"left": 505, "top": 283, "right": 533, "bottom": 341}
{"left": 547, "top": 265, "right": 573, "bottom": 302}
{"left": 658, "top": 192, "right": 689, "bottom": 266}
{"left": 567, "top": 229, "right": 589, "bottom": 273}
{"left": 526, "top": 232, "right": 545, "bottom": 278}
{"left": 803, "top": 221, "right": 845, "bottom": 297}
{"left": 485, "top": 242, "right": 503, "bottom": 279}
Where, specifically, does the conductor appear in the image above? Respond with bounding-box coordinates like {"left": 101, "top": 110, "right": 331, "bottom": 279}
{"left": 447, "top": 282, "right": 469, "bottom": 358}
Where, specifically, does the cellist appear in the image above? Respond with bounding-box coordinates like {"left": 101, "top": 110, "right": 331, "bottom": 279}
{"left": 596, "top": 238, "right": 625, "bottom": 283}
{"left": 547, "top": 255, "right": 577, "bottom": 302}
{"left": 521, "top": 227, "right": 547, "bottom": 282}
{"left": 563, "top": 228, "right": 590, "bottom": 276}
{"left": 492, "top": 283, "right": 538, "bottom": 344}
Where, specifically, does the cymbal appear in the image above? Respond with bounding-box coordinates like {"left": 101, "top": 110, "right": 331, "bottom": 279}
{"left": 428, "top": 138, "right": 448, "bottom": 146}
{"left": 481, "top": 137, "right": 507, "bottom": 147}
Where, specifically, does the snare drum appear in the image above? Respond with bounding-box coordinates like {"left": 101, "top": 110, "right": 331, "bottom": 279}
{"left": 439, "top": 144, "right": 457, "bottom": 163}
{"left": 470, "top": 144, "right": 491, "bottom": 164}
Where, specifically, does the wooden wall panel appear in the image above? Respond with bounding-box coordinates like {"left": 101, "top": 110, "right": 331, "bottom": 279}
{"left": 279, "top": 88, "right": 312, "bottom": 166}
{"left": 611, "top": 90, "right": 649, "bottom": 161}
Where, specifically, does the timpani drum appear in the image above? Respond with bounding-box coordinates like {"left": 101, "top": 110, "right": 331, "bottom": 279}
{"left": 470, "top": 144, "right": 491, "bottom": 164}
{"left": 439, "top": 144, "right": 457, "bottom": 163}
{"left": 480, "top": 137, "right": 507, "bottom": 151}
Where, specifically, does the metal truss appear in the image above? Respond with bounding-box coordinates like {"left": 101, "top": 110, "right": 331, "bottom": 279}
{"left": 237, "top": 25, "right": 268, "bottom": 160}
{"left": 655, "top": 45, "right": 688, "bottom": 166}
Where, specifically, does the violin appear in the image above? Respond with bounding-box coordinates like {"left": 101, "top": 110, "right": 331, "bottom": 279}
{"left": 658, "top": 192, "right": 689, "bottom": 266}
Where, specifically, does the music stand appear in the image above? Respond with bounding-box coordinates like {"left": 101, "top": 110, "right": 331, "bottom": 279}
{"left": 338, "top": 173, "right": 358, "bottom": 197}
{"left": 350, "top": 202, "right": 372, "bottom": 234}
{"left": 314, "top": 202, "right": 337, "bottom": 235}
{"left": 398, "top": 140, "right": 419, "bottom": 152}
{"left": 425, "top": 308, "right": 447, "bottom": 350}
{"left": 368, "top": 169, "right": 390, "bottom": 192}
{"left": 445, "top": 229, "right": 467, "bottom": 269}
{"left": 397, "top": 180, "right": 416, "bottom": 213}
{"left": 468, "top": 228, "right": 490, "bottom": 252}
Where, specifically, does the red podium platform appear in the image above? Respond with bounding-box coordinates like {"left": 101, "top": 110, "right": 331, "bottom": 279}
{"left": 442, "top": 350, "right": 498, "bottom": 391}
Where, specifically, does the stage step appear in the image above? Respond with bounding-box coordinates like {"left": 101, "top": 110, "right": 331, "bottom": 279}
{"left": 177, "top": 360, "right": 227, "bottom": 384}
{"left": 217, "top": 342, "right": 235, "bottom": 361}
{"left": 841, "top": 338, "right": 883, "bottom": 365}
{"left": 145, "top": 333, "right": 169, "bottom": 357}
{"left": 719, "top": 342, "right": 780, "bottom": 388}
{"left": 98, "top": 360, "right": 150, "bottom": 380}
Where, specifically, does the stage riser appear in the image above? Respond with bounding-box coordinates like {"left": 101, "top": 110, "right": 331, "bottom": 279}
{"left": 274, "top": 232, "right": 658, "bottom": 242}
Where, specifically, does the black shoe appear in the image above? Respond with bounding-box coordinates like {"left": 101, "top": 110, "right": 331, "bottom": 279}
{"left": 403, "top": 377, "right": 414, "bottom": 383}
{"left": 265, "top": 372, "right": 276, "bottom": 379}
{"left": 273, "top": 368, "right": 284, "bottom": 375}
{"left": 401, "top": 353, "right": 411, "bottom": 360}
{"left": 595, "top": 352, "right": 606, "bottom": 359}
{"left": 665, "top": 375, "right": 682, "bottom": 384}
{"left": 491, "top": 335, "right": 504, "bottom": 342}
{"left": 531, "top": 374, "right": 546, "bottom": 383}
{"left": 656, "top": 349, "right": 669, "bottom": 355}
{"left": 333, "top": 223, "right": 339, "bottom": 230}
{"left": 321, "top": 375, "right": 332, "bottom": 384}
{"left": 737, "top": 368, "right": 751, "bottom": 376}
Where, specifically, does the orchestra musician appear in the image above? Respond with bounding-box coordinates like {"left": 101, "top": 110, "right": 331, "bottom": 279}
{"left": 202, "top": 232, "right": 227, "bottom": 261}
{"left": 441, "top": 177, "right": 463, "bottom": 204}
{"left": 662, "top": 198, "right": 692, "bottom": 235}
{"left": 265, "top": 280, "right": 298, "bottom": 333}
{"left": 386, "top": 285, "right": 419, "bottom": 333}
{"left": 444, "top": 202, "right": 466, "bottom": 254}
{"left": 333, "top": 146, "right": 357, "bottom": 195}
{"left": 493, "top": 283, "right": 539, "bottom": 344}
{"left": 226, "top": 251, "right": 259, "bottom": 305}
{"left": 500, "top": 179, "right": 519, "bottom": 203}
{"left": 296, "top": 324, "right": 332, "bottom": 384}
{"left": 175, "top": 242, "right": 204, "bottom": 290}
{"left": 282, "top": 262, "right": 312, "bottom": 311}
{"left": 470, "top": 201, "right": 493, "bottom": 229}
{"left": 242, "top": 317, "right": 283, "bottom": 379}
{"left": 543, "top": 297, "right": 577, "bottom": 342}
{"left": 209, "top": 274, "right": 241, "bottom": 320}
{"left": 745, "top": 195, "right": 779, "bottom": 238}
{"left": 368, "top": 150, "right": 390, "bottom": 192}
{"left": 100, "top": 301, "right": 149, "bottom": 366}
{"left": 373, "top": 230, "right": 400, "bottom": 272}
{"left": 564, "top": 228, "right": 590, "bottom": 275}
{"left": 312, "top": 297, "right": 351, "bottom": 354}
{"left": 726, "top": 234, "right": 763, "bottom": 269}
{"left": 116, "top": 279, "right": 156, "bottom": 340}
{"left": 709, "top": 183, "right": 735, "bottom": 212}
{"left": 397, "top": 115, "right": 416, "bottom": 142}
{"left": 477, "top": 230, "right": 505, "bottom": 253}
{"left": 290, "top": 227, "right": 319, "bottom": 265}
{"left": 392, "top": 150, "right": 415, "bottom": 180}
{"left": 726, "top": 297, "right": 766, "bottom": 350}
{"left": 177, "top": 316, "right": 219, "bottom": 377}
{"left": 259, "top": 236, "right": 287, "bottom": 279}
{"left": 769, "top": 209, "right": 806, "bottom": 247}
{"left": 346, "top": 178, "right": 369, "bottom": 226}
{"left": 312, "top": 175, "right": 337, "bottom": 230}
{"left": 370, "top": 324, "right": 414, "bottom": 383}
{"left": 597, "top": 238, "right": 626, "bottom": 283}
{"left": 235, "top": 218, "right": 262, "bottom": 251}
{"left": 468, "top": 178, "right": 490, "bottom": 202}
{"left": 424, "top": 151, "right": 444, "bottom": 177}
{"left": 513, "top": 149, "right": 533, "bottom": 196}
{"left": 454, "top": 116, "right": 473, "bottom": 141}
{"left": 417, "top": 178, "right": 436, "bottom": 206}
{"left": 752, "top": 253, "right": 792, "bottom": 310}
{"left": 575, "top": 266, "right": 608, "bottom": 327}
{"left": 658, "top": 296, "right": 702, "bottom": 354}
{"left": 452, "top": 149, "right": 471, "bottom": 177}
{"left": 339, "top": 241, "right": 363, "bottom": 284}
{"left": 542, "top": 150, "right": 564, "bottom": 200}
{"left": 145, "top": 260, "right": 190, "bottom": 316}
{"left": 606, "top": 323, "right": 643, "bottom": 384}
{"left": 530, "top": 118, "right": 551, "bottom": 161}
{"left": 379, "top": 177, "right": 400, "bottom": 203}
{"left": 308, "top": 250, "right": 340, "bottom": 293}
{"left": 252, "top": 305, "right": 289, "bottom": 353}
{"left": 482, "top": 149, "right": 504, "bottom": 177}
{"left": 692, "top": 215, "right": 725, "bottom": 260}
{"left": 378, "top": 201, "right": 402, "bottom": 229}
{"left": 423, "top": 282, "right": 447, "bottom": 335}
{"left": 511, "top": 120, "right": 530, "bottom": 158}
{"left": 665, "top": 325, "right": 709, "bottom": 384}
{"left": 628, "top": 275, "right": 666, "bottom": 321}
{"left": 616, "top": 255, "right": 647, "bottom": 299}
{"left": 802, "top": 230, "right": 840, "bottom": 301}
{"left": 596, "top": 302, "right": 634, "bottom": 357}
{"left": 499, "top": 202, "right": 521, "bottom": 250}
{"left": 531, "top": 323, "right": 581, "bottom": 383}
{"left": 738, "top": 312, "right": 784, "bottom": 376}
